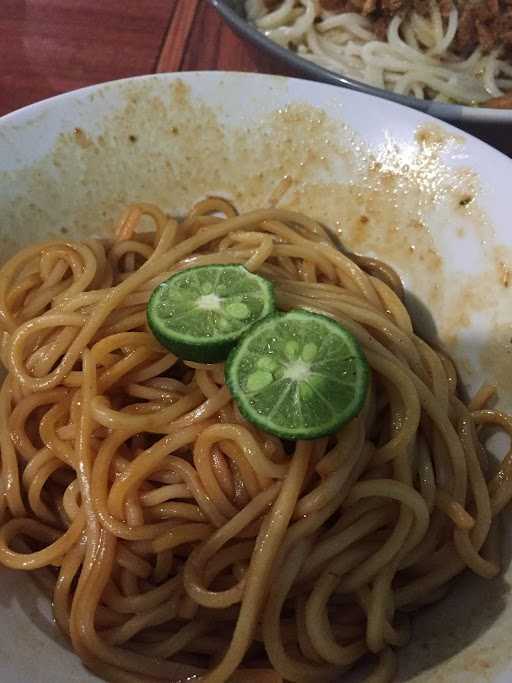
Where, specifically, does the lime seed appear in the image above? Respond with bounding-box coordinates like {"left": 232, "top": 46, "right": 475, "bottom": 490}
{"left": 225, "top": 302, "right": 250, "bottom": 320}
{"left": 285, "top": 340, "right": 299, "bottom": 360}
{"left": 247, "top": 370, "right": 273, "bottom": 392}
{"left": 302, "top": 342, "right": 318, "bottom": 362}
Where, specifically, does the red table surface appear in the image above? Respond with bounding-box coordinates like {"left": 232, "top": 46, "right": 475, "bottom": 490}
{"left": 0, "top": 0, "right": 510, "bottom": 156}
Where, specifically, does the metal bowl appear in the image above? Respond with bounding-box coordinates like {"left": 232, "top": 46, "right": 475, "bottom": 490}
{"left": 210, "top": 0, "right": 512, "bottom": 128}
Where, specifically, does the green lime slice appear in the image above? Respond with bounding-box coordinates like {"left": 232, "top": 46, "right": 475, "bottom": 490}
{"left": 147, "top": 265, "right": 276, "bottom": 363}
{"left": 225, "top": 310, "right": 369, "bottom": 440}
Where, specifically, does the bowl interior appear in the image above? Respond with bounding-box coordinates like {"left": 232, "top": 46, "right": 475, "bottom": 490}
{"left": 1, "top": 71, "right": 512, "bottom": 683}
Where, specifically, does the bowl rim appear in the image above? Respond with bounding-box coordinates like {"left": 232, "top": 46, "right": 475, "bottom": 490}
{"left": 1, "top": 70, "right": 512, "bottom": 168}
{"left": 209, "top": 0, "right": 512, "bottom": 124}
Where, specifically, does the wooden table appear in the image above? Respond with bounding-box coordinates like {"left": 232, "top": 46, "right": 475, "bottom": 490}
{"left": 0, "top": 0, "right": 509, "bottom": 155}
{"left": 0, "top": 0, "right": 286, "bottom": 116}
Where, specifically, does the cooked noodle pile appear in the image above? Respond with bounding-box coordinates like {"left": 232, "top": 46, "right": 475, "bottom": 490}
{"left": 246, "top": 0, "right": 512, "bottom": 105}
{"left": 1, "top": 200, "right": 512, "bottom": 683}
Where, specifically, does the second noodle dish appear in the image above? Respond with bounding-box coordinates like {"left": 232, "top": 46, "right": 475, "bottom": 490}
{"left": 246, "top": 0, "right": 512, "bottom": 107}
{"left": 0, "top": 198, "right": 511, "bottom": 682}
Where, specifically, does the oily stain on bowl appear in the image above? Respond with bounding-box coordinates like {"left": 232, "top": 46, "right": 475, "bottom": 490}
{"left": 0, "top": 77, "right": 509, "bottom": 404}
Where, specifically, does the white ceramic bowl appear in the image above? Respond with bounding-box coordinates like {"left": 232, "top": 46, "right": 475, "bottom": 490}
{"left": 1, "top": 72, "right": 511, "bottom": 683}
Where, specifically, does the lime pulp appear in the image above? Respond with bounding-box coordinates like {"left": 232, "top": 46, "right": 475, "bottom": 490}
{"left": 225, "top": 309, "right": 369, "bottom": 440}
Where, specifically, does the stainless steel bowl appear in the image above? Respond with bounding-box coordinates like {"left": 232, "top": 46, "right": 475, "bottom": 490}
{"left": 210, "top": 0, "right": 512, "bottom": 130}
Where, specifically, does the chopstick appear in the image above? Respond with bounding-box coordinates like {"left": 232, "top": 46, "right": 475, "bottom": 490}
{"left": 157, "top": 0, "right": 202, "bottom": 72}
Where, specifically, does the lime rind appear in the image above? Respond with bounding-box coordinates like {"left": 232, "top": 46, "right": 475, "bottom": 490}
{"left": 147, "top": 264, "right": 276, "bottom": 363}
{"left": 225, "top": 310, "right": 369, "bottom": 440}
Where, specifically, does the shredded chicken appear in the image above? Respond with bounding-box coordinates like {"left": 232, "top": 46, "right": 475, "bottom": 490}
{"left": 316, "top": 0, "right": 512, "bottom": 56}
{"left": 455, "top": 0, "right": 512, "bottom": 55}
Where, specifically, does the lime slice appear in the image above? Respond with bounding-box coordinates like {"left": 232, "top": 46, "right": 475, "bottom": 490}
{"left": 147, "top": 265, "right": 275, "bottom": 363}
{"left": 225, "top": 310, "right": 369, "bottom": 440}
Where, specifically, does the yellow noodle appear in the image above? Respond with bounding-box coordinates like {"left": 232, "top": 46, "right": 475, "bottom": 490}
{"left": 0, "top": 201, "right": 510, "bottom": 683}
